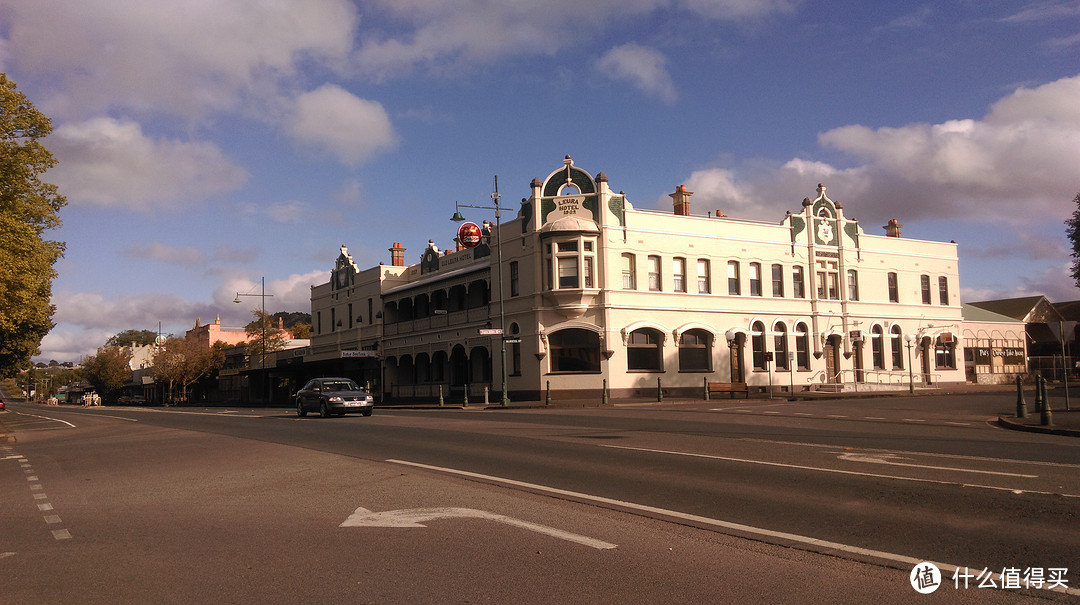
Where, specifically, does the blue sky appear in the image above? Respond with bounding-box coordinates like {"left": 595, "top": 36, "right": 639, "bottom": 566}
{"left": 1, "top": 0, "right": 1077, "bottom": 363}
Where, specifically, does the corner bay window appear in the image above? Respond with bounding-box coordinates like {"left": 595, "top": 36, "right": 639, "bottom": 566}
{"left": 546, "top": 237, "right": 596, "bottom": 290}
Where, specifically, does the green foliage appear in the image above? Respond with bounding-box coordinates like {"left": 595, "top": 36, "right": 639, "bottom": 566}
{"left": 0, "top": 74, "right": 66, "bottom": 377}
{"left": 244, "top": 310, "right": 290, "bottom": 356}
{"left": 1067, "top": 192, "right": 1080, "bottom": 290}
{"left": 81, "top": 346, "right": 133, "bottom": 401}
{"left": 105, "top": 329, "right": 159, "bottom": 348}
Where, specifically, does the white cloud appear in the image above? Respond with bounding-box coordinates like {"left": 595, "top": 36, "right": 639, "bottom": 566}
{"left": 680, "top": 74, "right": 1080, "bottom": 226}
{"left": 596, "top": 44, "right": 677, "bottom": 103}
{"left": 0, "top": 0, "right": 358, "bottom": 120}
{"left": 46, "top": 117, "right": 248, "bottom": 209}
{"left": 353, "top": 0, "right": 799, "bottom": 79}
{"left": 124, "top": 243, "right": 206, "bottom": 267}
{"left": 286, "top": 85, "right": 398, "bottom": 165}
{"left": 266, "top": 201, "right": 307, "bottom": 225}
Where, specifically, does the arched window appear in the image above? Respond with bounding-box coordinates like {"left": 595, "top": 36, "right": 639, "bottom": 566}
{"left": 871, "top": 325, "right": 884, "bottom": 370}
{"left": 890, "top": 325, "right": 904, "bottom": 370}
{"left": 795, "top": 322, "right": 810, "bottom": 370}
{"left": 549, "top": 329, "right": 600, "bottom": 373}
{"left": 678, "top": 329, "right": 711, "bottom": 372}
{"left": 751, "top": 321, "right": 766, "bottom": 370}
{"left": 627, "top": 328, "right": 664, "bottom": 371}
{"left": 774, "top": 322, "right": 789, "bottom": 370}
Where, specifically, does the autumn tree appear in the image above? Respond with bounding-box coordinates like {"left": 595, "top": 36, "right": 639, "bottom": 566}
{"left": 152, "top": 337, "right": 224, "bottom": 404}
{"left": 0, "top": 74, "right": 67, "bottom": 377}
{"left": 244, "top": 310, "right": 290, "bottom": 358}
{"left": 81, "top": 346, "right": 133, "bottom": 402}
{"left": 1067, "top": 192, "right": 1080, "bottom": 290}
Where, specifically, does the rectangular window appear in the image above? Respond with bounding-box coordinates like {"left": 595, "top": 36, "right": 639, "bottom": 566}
{"left": 558, "top": 257, "right": 579, "bottom": 288}
{"left": 673, "top": 257, "right": 686, "bottom": 292}
{"left": 771, "top": 264, "right": 784, "bottom": 297}
{"left": 622, "top": 253, "right": 636, "bottom": 290}
{"left": 817, "top": 261, "right": 839, "bottom": 300}
{"left": 847, "top": 270, "right": 859, "bottom": 301}
{"left": 648, "top": 255, "right": 661, "bottom": 291}
{"left": 331, "top": 308, "right": 336, "bottom": 332}
{"left": 921, "top": 275, "right": 931, "bottom": 304}
{"left": 697, "top": 259, "right": 710, "bottom": 294}
{"left": 938, "top": 276, "right": 949, "bottom": 305}
{"left": 795, "top": 324, "right": 810, "bottom": 370}
{"left": 584, "top": 257, "right": 594, "bottom": 288}
{"left": 888, "top": 272, "right": 898, "bottom": 303}
{"left": 317, "top": 311, "right": 322, "bottom": 335}
{"left": 727, "top": 261, "right": 740, "bottom": 295}
{"left": 510, "top": 261, "right": 519, "bottom": 297}
{"left": 792, "top": 266, "right": 805, "bottom": 299}
{"left": 348, "top": 303, "right": 353, "bottom": 329}
{"left": 749, "top": 263, "right": 762, "bottom": 296}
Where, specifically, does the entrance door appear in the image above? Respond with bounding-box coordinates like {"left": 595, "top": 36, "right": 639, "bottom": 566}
{"left": 921, "top": 338, "right": 933, "bottom": 385}
{"left": 823, "top": 336, "right": 842, "bottom": 383}
{"left": 853, "top": 343, "right": 864, "bottom": 383}
{"left": 729, "top": 336, "right": 744, "bottom": 382}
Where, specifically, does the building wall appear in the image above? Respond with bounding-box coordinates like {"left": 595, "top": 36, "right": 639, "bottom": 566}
{"left": 308, "top": 158, "right": 967, "bottom": 401}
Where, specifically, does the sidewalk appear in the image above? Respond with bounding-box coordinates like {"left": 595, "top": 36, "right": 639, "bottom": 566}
{"left": 995, "top": 386, "right": 1080, "bottom": 437}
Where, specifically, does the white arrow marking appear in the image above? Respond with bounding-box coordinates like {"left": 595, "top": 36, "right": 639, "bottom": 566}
{"left": 836, "top": 452, "right": 1037, "bottom": 478}
{"left": 341, "top": 506, "right": 616, "bottom": 550}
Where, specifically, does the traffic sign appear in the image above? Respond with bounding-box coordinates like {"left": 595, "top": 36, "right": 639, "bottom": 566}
{"left": 478, "top": 328, "right": 503, "bottom": 335}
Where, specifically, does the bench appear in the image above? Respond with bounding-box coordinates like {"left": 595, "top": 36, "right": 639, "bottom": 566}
{"left": 705, "top": 381, "right": 749, "bottom": 399}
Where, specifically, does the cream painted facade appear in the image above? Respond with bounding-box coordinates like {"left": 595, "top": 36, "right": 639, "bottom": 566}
{"left": 309, "top": 156, "right": 966, "bottom": 402}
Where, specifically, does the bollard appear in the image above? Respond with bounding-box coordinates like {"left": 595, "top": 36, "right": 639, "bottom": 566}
{"left": 1015, "top": 376, "right": 1027, "bottom": 418}
{"left": 545, "top": 380, "right": 551, "bottom": 406}
{"left": 484, "top": 384, "right": 490, "bottom": 406}
{"left": 463, "top": 383, "right": 469, "bottom": 408}
{"left": 602, "top": 379, "right": 609, "bottom": 406}
{"left": 1033, "top": 376, "right": 1044, "bottom": 413}
{"left": 1041, "top": 380, "right": 1054, "bottom": 427}
{"left": 657, "top": 377, "right": 663, "bottom": 402}
{"left": 704, "top": 377, "right": 710, "bottom": 401}
{"left": 438, "top": 384, "right": 444, "bottom": 407}
{"left": 1040, "top": 376, "right": 1049, "bottom": 413}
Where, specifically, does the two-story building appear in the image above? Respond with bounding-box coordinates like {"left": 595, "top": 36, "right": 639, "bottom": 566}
{"left": 308, "top": 156, "right": 966, "bottom": 402}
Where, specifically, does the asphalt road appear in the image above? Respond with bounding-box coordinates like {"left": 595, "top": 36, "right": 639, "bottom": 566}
{"left": 1, "top": 392, "right": 1077, "bottom": 603}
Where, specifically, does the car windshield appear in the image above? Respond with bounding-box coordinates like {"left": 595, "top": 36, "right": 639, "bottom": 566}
{"left": 323, "top": 381, "right": 360, "bottom": 392}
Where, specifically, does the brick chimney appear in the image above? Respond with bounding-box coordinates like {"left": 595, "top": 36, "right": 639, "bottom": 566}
{"left": 670, "top": 184, "right": 693, "bottom": 216}
{"left": 389, "top": 242, "right": 405, "bottom": 266}
{"left": 883, "top": 219, "right": 902, "bottom": 238}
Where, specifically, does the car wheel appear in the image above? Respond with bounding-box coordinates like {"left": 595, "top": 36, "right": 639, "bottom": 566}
{"left": 296, "top": 399, "right": 306, "bottom": 418}
{"left": 320, "top": 401, "right": 330, "bottom": 418}
{"left": 361, "top": 409, "right": 373, "bottom": 417}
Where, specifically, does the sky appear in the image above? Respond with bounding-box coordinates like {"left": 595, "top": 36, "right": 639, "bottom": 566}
{"left": 1, "top": 0, "right": 1077, "bottom": 364}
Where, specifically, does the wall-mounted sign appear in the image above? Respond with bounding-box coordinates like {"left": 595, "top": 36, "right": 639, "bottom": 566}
{"left": 457, "top": 222, "right": 483, "bottom": 248}
{"left": 341, "top": 350, "right": 376, "bottom": 358}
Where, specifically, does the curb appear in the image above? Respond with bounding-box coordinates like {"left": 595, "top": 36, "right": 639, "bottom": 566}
{"left": 996, "top": 415, "right": 1080, "bottom": 438}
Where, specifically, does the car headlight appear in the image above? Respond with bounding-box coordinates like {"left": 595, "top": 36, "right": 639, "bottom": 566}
{"left": 328, "top": 396, "right": 344, "bottom": 403}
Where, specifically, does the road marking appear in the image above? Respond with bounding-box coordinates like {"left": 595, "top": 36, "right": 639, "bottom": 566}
{"left": 14, "top": 412, "right": 76, "bottom": 428}
{"left": 0, "top": 552, "right": 15, "bottom": 559}
{"left": 44, "top": 515, "right": 61, "bottom": 524}
{"left": 835, "top": 453, "right": 1038, "bottom": 478}
{"left": 864, "top": 417, "right": 886, "bottom": 420}
{"left": 51, "top": 529, "right": 71, "bottom": 540}
{"left": 903, "top": 419, "right": 926, "bottom": 422}
{"left": 944, "top": 421, "right": 971, "bottom": 426}
{"left": 762, "top": 411, "right": 781, "bottom": 415}
{"left": 827, "top": 415, "right": 849, "bottom": 418}
{"left": 387, "top": 459, "right": 1080, "bottom": 598}
{"left": 341, "top": 506, "right": 616, "bottom": 550}
{"left": 27, "top": 475, "right": 38, "bottom": 481}
{"left": 37, "top": 503, "right": 53, "bottom": 511}
{"left": 793, "top": 413, "right": 812, "bottom": 416}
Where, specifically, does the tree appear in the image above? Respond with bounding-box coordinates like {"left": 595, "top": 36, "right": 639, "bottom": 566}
{"left": 244, "top": 310, "right": 290, "bottom": 358}
{"left": 81, "top": 346, "right": 133, "bottom": 402}
{"left": 152, "top": 337, "right": 224, "bottom": 404}
{"left": 1067, "top": 192, "right": 1080, "bottom": 290}
{"left": 105, "top": 329, "right": 159, "bottom": 348}
{"left": 0, "top": 74, "right": 66, "bottom": 378}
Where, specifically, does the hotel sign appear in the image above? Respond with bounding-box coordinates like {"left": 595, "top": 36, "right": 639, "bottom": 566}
{"left": 341, "top": 350, "right": 377, "bottom": 358}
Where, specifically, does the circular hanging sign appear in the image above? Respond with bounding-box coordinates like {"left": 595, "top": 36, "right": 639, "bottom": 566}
{"left": 155, "top": 335, "right": 167, "bottom": 346}
{"left": 457, "top": 221, "right": 483, "bottom": 248}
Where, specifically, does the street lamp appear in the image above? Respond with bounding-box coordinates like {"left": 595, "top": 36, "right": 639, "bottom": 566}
{"left": 904, "top": 333, "right": 916, "bottom": 394}
{"left": 451, "top": 176, "right": 510, "bottom": 407}
{"left": 234, "top": 276, "right": 274, "bottom": 404}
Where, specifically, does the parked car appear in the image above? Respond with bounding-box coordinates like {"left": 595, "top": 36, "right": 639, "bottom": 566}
{"left": 0, "top": 398, "right": 6, "bottom": 411}
{"left": 295, "top": 378, "right": 374, "bottom": 418}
